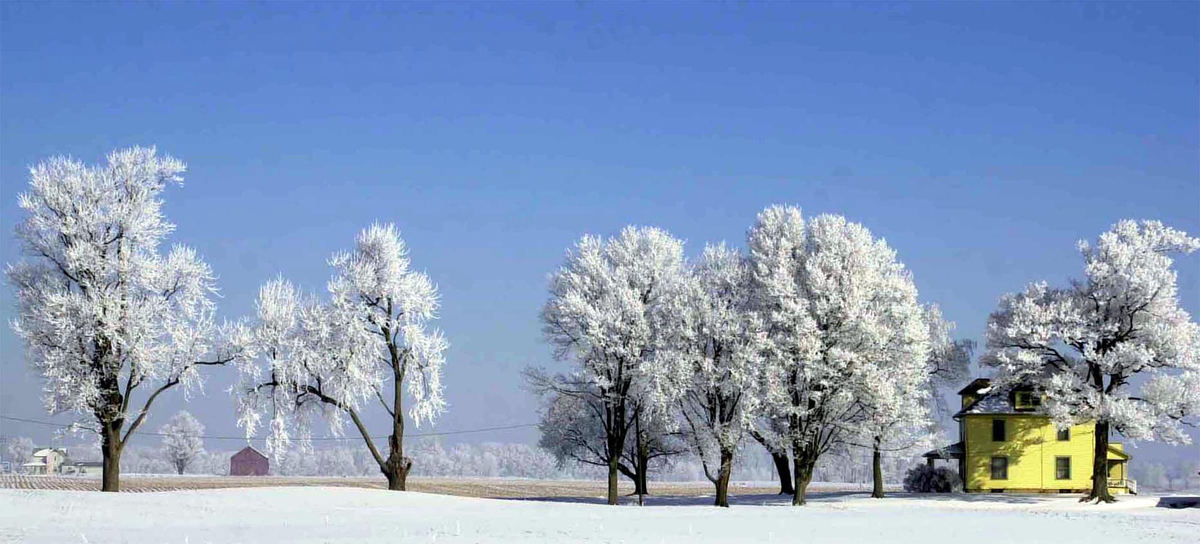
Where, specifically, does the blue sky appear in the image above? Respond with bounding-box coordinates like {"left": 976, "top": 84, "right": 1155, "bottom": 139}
{"left": 1, "top": 2, "right": 1197, "bottom": 457}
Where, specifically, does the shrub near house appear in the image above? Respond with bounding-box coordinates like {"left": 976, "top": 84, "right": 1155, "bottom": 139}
{"left": 926, "top": 379, "right": 1135, "bottom": 494}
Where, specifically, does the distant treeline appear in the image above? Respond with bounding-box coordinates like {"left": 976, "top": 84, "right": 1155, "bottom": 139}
{"left": 41, "top": 438, "right": 921, "bottom": 484}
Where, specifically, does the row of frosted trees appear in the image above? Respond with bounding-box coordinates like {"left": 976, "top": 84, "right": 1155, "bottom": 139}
{"left": 529, "top": 208, "right": 1200, "bottom": 506}
{"left": 9, "top": 147, "right": 1199, "bottom": 504}
{"left": 8, "top": 148, "right": 447, "bottom": 491}
{"left": 528, "top": 208, "right": 974, "bottom": 506}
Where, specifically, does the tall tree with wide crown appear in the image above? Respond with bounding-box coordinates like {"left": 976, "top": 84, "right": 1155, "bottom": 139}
{"left": 7, "top": 147, "right": 239, "bottom": 491}
{"left": 539, "top": 226, "right": 687, "bottom": 505}
{"left": 983, "top": 220, "right": 1200, "bottom": 503}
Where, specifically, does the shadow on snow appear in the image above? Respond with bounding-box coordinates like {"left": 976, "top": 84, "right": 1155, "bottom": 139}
{"left": 503, "top": 490, "right": 1049, "bottom": 506}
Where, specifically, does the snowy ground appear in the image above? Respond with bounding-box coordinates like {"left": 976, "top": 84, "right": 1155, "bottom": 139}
{"left": 1, "top": 487, "right": 1197, "bottom": 544}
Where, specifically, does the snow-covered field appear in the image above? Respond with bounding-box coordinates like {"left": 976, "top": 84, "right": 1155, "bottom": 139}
{"left": 1, "top": 487, "right": 1197, "bottom": 544}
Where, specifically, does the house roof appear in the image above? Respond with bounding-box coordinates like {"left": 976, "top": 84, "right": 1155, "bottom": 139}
{"left": 954, "top": 378, "right": 1051, "bottom": 418}
{"left": 233, "top": 446, "right": 267, "bottom": 460}
{"left": 957, "top": 378, "right": 993, "bottom": 396}
{"left": 954, "top": 388, "right": 1020, "bottom": 418}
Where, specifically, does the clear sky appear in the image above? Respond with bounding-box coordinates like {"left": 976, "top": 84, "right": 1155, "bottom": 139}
{"left": 1, "top": 2, "right": 1197, "bottom": 458}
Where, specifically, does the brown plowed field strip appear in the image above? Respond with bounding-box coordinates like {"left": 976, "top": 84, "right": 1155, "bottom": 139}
{"left": 0, "top": 474, "right": 883, "bottom": 498}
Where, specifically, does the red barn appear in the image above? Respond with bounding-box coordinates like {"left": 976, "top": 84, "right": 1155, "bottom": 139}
{"left": 230, "top": 446, "right": 269, "bottom": 476}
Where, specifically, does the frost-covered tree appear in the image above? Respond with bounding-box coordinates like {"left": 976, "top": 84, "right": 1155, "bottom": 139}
{"left": 530, "top": 376, "right": 612, "bottom": 473}
{"left": 194, "top": 450, "right": 231, "bottom": 476}
{"left": 851, "top": 311, "right": 930, "bottom": 499}
{"left": 6, "top": 147, "right": 240, "bottom": 491}
{"left": 982, "top": 220, "right": 1200, "bottom": 503}
{"left": 6, "top": 437, "right": 35, "bottom": 471}
{"left": 1167, "top": 459, "right": 1200, "bottom": 491}
{"left": 116, "top": 444, "right": 173, "bottom": 474}
{"left": 749, "top": 206, "right": 929, "bottom": 505}
{"left": 1134, "top": 462, "right": 1170, "bottom": 490}
{"left": 671, "top": 244, "right": 766, "bottom": 506}
{"left": 528, "top": 369, "right": 681, "bottom": 499}
{"left": 748, "top": 422, "right": 794, "bottom": 495}
{"left": 159, "top": 411, "right": 205, "bottom": 475}
{"left": 621, "top": 408, "right": 684, "bottom": 499}
{"left": 857, "top": 305, "right": 972, "bottom": 499}
{"left": 313, "top": 448, "right": 358, "bottom": 477}
{"left": 746, "top": 205, "right": 815, "bottom": 504}
{"left": 235, "top": 224, "right": 447, "bottom": 490}
{"left": 922, "top": 304, "right": 974, "bottom": 431}
{"left": 538, "top": 226, "right": 686, "bottom": 505}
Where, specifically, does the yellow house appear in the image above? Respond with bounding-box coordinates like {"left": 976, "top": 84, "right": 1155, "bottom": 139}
{"left": 923, "top": 378, "right": 1136, "bottom": 495}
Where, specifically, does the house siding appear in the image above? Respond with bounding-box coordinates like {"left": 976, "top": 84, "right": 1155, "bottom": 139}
{"left": 962, "top": 415, "right": 1127, "bottom": 493}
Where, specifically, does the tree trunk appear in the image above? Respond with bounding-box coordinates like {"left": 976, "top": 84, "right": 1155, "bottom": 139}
{"left": 383, "top": 424, "right": 412, "bottom": 491}
{"left": 607, "top": 456, "right": 620, "bottom": 505}
{"left": 634, "top": 430, "right": 649, "bottom": 500}
{"left": 1085, "top": 421, "right": 1115, "bottom": 503}
{"left": 871, "top": 436, "right": 885, "bottom": 498}
{"left": 714, "top": 448, "right": 734, "bottom": 507}
{"left": 750, "top": 429, "right": 794, "bottom": 495}
{"left": 771, "top": 450, "right": 794, "bottom": 495}
{"left": 385, "top": 366, "right": 410, "bottom": 491}
{"left": 634, "top": 465, "right": 649, "bottom": 496}
{"left": 792, "top": 456, "right": 815, "bottom": 506}
{"left": 791, "top": 439, "right": 816, "bottom": 506}
{"left": 101, "top": 425, "right": 122, "bottom": 492}
{"left": 383, "top": 457, "right": 411, "bottom": 491}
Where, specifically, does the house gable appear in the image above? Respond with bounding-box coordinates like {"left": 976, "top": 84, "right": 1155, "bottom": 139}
{"left": 232, "top": 446, "right": 267, "bottom": 462}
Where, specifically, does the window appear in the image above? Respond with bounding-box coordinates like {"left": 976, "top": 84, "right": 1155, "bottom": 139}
{"left": 992, "top": 419, "right": 1006, "bottom": 442}
{"left": 1056, "top": 428, "right": 1070, "bottom": 441}
{"left": 1014, "top": 390, "right": 1041, "bottom": 410}
{"left": 990, "top": 456, "right": 1008, "bottom": 480}
{"left": 1055, "top": 457, "right": 1071, "bottom": 480}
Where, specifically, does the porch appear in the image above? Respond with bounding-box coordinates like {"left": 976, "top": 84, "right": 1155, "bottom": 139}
{"left": 921, "top": 442, "right": 964, "bottom": 484}
{"left": 1107, "top": 444, "right": 1136, "bottom": 495}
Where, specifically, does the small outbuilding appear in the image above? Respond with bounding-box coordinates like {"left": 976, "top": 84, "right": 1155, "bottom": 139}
{"left": 62, "top": 461, "right": 102, "bottom": 476}
{"left": 230, "top": 446, "right": 269, "bottom": 476}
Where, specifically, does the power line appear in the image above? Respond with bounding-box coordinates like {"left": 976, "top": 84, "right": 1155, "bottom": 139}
{"left": 0, "top": 415, "right": 536, "bottom": 441}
